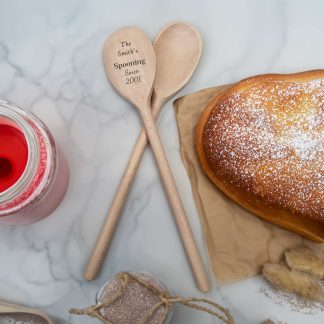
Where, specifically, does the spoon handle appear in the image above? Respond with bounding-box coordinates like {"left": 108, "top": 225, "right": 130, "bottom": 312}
{"left": 140, "top": 105, "right": 210, "bottom": 292}
{"left": 84, "top": 96, "right": 163, "bottom": 281}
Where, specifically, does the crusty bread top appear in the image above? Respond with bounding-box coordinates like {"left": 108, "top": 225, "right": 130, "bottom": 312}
{"left": 198, "top": 71, "right": 324, "bottom": 222}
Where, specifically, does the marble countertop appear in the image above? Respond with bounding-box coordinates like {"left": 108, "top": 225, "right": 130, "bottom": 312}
{"left": 0, "top": 0, "right": 323, "bottom": 323}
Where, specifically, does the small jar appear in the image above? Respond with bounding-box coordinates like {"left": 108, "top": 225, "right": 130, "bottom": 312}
{"left": 97, "top": 271, "right": 173, "bottom": 324}
{"left": 0, "top": 100, "right": 69, "bottom": 224}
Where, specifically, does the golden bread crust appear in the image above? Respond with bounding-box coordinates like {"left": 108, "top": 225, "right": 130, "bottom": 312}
{"left": 196, "top": 70, "right": 324, "bottom": 242}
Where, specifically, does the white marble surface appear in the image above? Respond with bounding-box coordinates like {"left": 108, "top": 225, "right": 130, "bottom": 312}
{"left": 0, "top": 0, "right": 323, "bottom": 323}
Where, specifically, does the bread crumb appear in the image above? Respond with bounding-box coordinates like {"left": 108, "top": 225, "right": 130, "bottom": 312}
{"left": 263, "top": 263, "right": 324, "bottom": 302}
{"left": 285, "top": 247, "right": 324, "bottom": 280}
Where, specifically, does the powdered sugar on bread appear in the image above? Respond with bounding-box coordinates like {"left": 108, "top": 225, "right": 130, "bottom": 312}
{"left": 203, "top": 77, "right": 323, "bottom": 221}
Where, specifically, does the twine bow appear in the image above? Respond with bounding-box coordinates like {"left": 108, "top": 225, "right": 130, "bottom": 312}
{"left": 70, "top": 272, "right": 234, "bottom": 324}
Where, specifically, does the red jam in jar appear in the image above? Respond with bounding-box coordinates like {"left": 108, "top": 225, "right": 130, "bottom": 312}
{"left": 0, "top": 124, "right": 28, "bottom": 192}
{"left": 0, "top": 100, "right": 70, "bottom": 224}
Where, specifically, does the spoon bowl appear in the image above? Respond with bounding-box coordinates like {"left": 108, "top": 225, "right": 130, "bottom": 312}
{"left": 103, "top": 27, "right": 156, "bottom": 109}
{"left": 153, "top": 22, "right": 202, "bottom": 100}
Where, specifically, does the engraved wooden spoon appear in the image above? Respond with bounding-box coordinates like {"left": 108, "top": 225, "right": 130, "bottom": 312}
{"left": 85, "top": 26, "right": 209, "bottom": 292}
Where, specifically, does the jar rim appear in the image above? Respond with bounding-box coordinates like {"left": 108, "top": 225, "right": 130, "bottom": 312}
{"left": 0, "top": 100, "right": 56, "bottom": 216}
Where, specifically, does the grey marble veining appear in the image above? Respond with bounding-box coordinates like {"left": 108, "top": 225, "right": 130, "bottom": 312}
{"left": 0, "top": 0, "right": 323, "bottom": 323}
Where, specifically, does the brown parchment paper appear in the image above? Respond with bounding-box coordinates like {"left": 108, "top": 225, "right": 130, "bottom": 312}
{"left": 174, "top": 85, "right": 324, "bottom": 283}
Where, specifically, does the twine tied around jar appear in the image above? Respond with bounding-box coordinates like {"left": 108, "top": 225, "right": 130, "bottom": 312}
{"left": 70, "top": 272, "right": 234, "bottom": 324}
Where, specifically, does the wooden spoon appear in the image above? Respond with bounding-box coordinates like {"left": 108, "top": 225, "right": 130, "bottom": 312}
{"left": 0, "top": 300, "right": 54, "bottom": 323}
{"left": 85, "top": 26, "right": 209, "bottom": 292}
{"left": 84, "top": 23, "right": 204, "bottom": 283}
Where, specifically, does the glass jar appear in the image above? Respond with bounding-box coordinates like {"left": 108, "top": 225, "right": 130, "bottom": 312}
{"left": 97, "top": 271, "right": 173, "bottom": 324}
{"left": 0, "top": 100, "right": 69, "bottom": 224}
